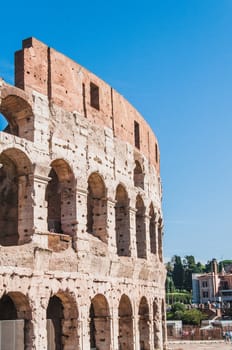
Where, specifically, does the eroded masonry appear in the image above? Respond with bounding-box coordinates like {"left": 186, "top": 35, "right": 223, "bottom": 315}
{"left": 0, "top": 38, "right": 167, "bottom": 350}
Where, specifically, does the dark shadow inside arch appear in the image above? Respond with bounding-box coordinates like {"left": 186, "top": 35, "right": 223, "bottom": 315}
{"left": 118, "top": 294, "right": 134, "bottom": 350}
{"left": 47, "top": 292, "right": 79, "bottom": 350}
{"left": 0, "top": 293, "right": 32, "bottom": 349}
{"left": 89, "top": 294, "right": 111, "bottom": 350}
{"left": 47, "top": 296, "right": 63, "bottom": 350}
{"left": 139, "top": 297, "right": 150, "bottom": 350}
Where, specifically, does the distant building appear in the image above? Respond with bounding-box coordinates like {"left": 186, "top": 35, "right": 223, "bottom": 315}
{"left": 192, "top": 259, "right": 232, "bottom": 310}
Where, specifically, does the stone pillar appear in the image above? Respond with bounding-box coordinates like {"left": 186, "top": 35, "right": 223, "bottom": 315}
{"left": 153, "top": 303, "right": 163, "bottom": 350}
{"left": 107, "top": 198, "right": 117, "bottom": 254}
{"left": 30, "top": 296, "right": 48, "bottom": 350}
{"left": 33, "top": 174, "right": 50, "bottom": 233}
{"left": 32, "top": 91, "right": 50, "bottom": 152}
{"left": 111, "top": 307, "right": 119, "bottom": 350}
{"left": 145, "top": 214, "right": 150, "bottom": 259}
{"left": 133, "top": 314, "right": 139, "bottom": 350}
{"left": 18, "top": 174, "right": 33, "bottom": 244}
{"left": 75, "top": 187, "right": 87, "bottom": 252}
{"left": 129, "top": 207, "right": 137, "bottom": 258}
{"left": 158, "top": 218, "right": 164, "bottom": 262}
{"left": 79, "top": 306, "right": 90, "bottom": 350}
{"left": 60, "top": 179, "right": 77, "bottom": 246}
{"left": 154, "top": 213, "right": 159, "bottom": 259}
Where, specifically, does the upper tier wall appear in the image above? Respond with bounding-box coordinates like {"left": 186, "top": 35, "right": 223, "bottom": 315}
{"left": 15, "top": 37, "right": 160, "bottom": 171}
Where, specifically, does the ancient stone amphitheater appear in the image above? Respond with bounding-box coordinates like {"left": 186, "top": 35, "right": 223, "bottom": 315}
{"left": 0, "top": 38, "right": 167, "bottom": 350}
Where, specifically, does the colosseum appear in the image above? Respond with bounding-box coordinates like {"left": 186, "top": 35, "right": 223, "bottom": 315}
{"left": 0, "top": 37, "right": 167, "bottom": 350}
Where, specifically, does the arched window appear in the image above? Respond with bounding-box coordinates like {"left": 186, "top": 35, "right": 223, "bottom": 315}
{"left": 46, "top": 159, "right": 76, "bottom": 237}
{"left": 0, "top": 292, "right": 32, "bottom": 349}
{"left": 115, "top": 184, "right": 130, "bottom": 256}
{"left": 136, "top": 195, "right": 146, "bottom": 259}
{"left": 87, "top": 173, "right": 107, "bottom": 243}
{"left": 133, "top": 160, "right": 144, "bottom": 189}
{"left": 47, "top": 293, "right": 79, "bottom": 349}
{"left": 138, "top": 297, "right": 150, "bottom": 349}
{"left": 0, "top": 149, "right": 33, "bottom": 245}
{"left": 89, "top": 294, "right": 111, "bottom": 349}
{"left": 0, "top": 89, "right": 34, "bottom": 141}
{"left": 118, "top": 294, "right": 133, "bottom": 350}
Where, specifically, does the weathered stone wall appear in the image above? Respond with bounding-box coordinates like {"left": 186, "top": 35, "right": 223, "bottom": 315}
{"left": 0, "top": 38, "right": 167, "bottom": 350}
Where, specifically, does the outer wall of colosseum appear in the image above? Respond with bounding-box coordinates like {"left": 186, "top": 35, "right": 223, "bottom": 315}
{"left": 0, "top": 37, "right": 167, "bottom": 350}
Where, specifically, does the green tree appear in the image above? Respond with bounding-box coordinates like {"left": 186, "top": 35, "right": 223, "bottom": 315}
{"left": 181, "top": 309, "right": 206, "bottom": 325}
{"left": 172, "top": 255, "right": 184, "bottom": 290}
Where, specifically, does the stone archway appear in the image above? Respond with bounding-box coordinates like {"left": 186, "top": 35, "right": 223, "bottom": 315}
{"left": 0, "top": 148, "right": 33, "bottom": 245}
{"left": 46, "top": 292, "right": 79, "bottom": 350}
{"left": 153, "top": 300, "right": 160, "bottom": 349}
{"left": 115, "top": 184, "right": 130, "bottom": 257}
{"left": 138, "top": 296, "right": 150, "bottom": 350}
{"left": 87, "top": 173, "right": 108, "bottom": 243}
{"left": 0, "top": 292, "right": 32, "bottom": 349}
{"left": 0, "top": 85, "right": 34, "bottom": 141}
{"left": 118, "top": 294, "right": 134, "bottom": 350}
{"left": 46, "top": 159, "right": 76, "bottom": 238}
{"left": 135, "top": 195, "right": 146, "bottom": 259}
{"left": 89, "top": 294, "right": 111, "bottom": 350}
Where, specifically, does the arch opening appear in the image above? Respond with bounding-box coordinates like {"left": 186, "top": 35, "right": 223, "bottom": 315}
{"left": 138, "top": 297, "right": 150, "bottom": 350}
{"left": 87, "top": 173, "right": 107, "bottom": 243}
{"left": 0, "top": 149, "right": 33, "bottom": 245}
{"left": 47, "top": 293, "right": 79, "bottom": 350}
{"left": 118, "top": 294, "right": 133, "bottom": 350}
{"left": 0, "top": 94, "right": 34, "bottom": 141}
{"left": 46, "top": 160, "right": 76, "bottom": 238}
{"left": 115, "top": 184, "right": 130, "bottom": 257}
{"left": 89, "top": 294, "right": 111, "bottom": 350}
{"left": 136, "top": 195, "right": 146, "bottom": 259}
{"left": 0, "top": 292, "right": 32, "bottom": 349}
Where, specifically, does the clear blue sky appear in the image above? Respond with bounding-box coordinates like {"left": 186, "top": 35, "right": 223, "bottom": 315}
{"left": 0, "top": 0, "right": 231, "bottom": 264}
